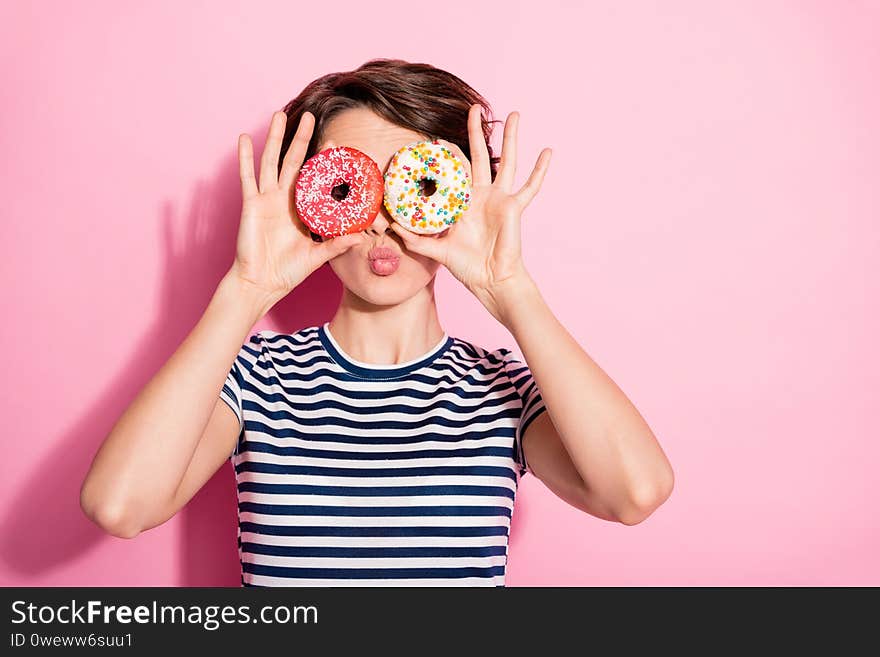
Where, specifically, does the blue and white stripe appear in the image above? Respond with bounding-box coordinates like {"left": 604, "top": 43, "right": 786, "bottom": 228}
{"left": 219, "top": 323, "right": 546, "bottom": 587}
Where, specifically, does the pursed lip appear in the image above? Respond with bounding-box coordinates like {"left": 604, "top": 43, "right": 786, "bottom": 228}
{"left": 368, "top": 246, "right": 400, "bottom": 260}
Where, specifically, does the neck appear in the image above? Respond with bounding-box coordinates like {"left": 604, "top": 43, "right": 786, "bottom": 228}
{"left": 327, "top": 279, "right": 446, "bottom": 366}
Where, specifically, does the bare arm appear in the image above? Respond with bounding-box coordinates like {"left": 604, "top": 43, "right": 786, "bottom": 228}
{"left": 79, "top": 272, "right": 276, "bottom": 538}
{"left": 497, "top": 271, "right": 675, "bottom": 525}
{"left": 80, "top": 109, "right": 361, "bottom": 538}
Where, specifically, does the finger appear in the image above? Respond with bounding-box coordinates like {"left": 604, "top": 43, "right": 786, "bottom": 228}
{"left": 313, "top": 232, "right": 362, "bottom": 265}
{"left": 496, "top": 111, "right": 519, "bottom": 193}
{"left": 514, "top": 148, "right": 552, "bottom": 208}
{"left": 278, "top": 111, "right": 316, "bottom": 191}
{"left": 238, "top": 133, "right": 258, "bottom": 200}
{"left": 258, "top": 111, "right": 287, "bottom": 193}
{"left": 389, "top": 222, "right": 446, "bottom": 262}
{"left": 467, "top": 104, "right": 492, "bottom": 187}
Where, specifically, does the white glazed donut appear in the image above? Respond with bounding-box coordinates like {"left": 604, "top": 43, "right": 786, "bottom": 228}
{"left": 383, "top": 139, "right": 471, "bottom": 234}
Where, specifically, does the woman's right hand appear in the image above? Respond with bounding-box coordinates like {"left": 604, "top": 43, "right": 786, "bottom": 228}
{"left": 228, "top": 110, "right": 361, "bottom": 307}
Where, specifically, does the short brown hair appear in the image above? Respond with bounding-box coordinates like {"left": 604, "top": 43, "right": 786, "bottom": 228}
{"left": 278, "top": 58, "right": 501, "bottom": 184}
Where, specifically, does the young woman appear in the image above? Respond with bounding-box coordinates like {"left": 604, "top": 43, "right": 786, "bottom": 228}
{"left": 80, "top": 59, "right": 674, "bottom": 586}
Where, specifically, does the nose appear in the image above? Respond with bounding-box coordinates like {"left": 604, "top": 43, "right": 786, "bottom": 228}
{"left": 365, "top": 206, "right": 395, "bottom": 237}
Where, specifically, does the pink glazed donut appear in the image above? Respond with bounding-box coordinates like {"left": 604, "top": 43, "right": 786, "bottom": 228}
{"left": 294, "top": 146, "right": 384, "bottom": 238}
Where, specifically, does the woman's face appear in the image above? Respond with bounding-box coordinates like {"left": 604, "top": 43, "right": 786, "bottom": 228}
{"left": 314, "top": 106, "right": 446, "bottom": 306}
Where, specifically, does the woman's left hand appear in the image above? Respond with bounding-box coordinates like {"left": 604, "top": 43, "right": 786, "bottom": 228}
{"left": 389, "top": 104, "right": 552, "bottom": 324}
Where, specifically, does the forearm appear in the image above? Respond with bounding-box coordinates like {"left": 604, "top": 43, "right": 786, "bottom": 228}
{"left": 493, "top": 271, "right": 674, "bottom": 514}
{"left": 80, "top": 270, "right": 279, "bottom": 532}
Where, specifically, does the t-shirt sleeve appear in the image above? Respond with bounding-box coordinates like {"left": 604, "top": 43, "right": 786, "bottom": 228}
{"left": 502, "top": 351, "right": 548, "bottom": 477}
{"left": 219, "top": 332, "right": 263, "bottom": 459}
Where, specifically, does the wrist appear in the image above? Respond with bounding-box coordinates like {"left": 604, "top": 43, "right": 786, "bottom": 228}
{"left": 483, "top": 265, "right": 542, "bottom": 328}
{"left": 216, "top": 269, "right": 282, "bottom": 323}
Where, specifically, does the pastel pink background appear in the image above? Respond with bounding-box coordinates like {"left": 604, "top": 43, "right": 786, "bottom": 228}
{"left": 2, "top": 0, "right": 877, "bottom": 586}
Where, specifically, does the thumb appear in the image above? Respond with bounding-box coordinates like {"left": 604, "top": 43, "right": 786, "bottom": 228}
{"left": 314, "top": 232, "right": 362, "bottom": 263}
{"left": 389, "top": 222, "right": 446, "bottom": 263}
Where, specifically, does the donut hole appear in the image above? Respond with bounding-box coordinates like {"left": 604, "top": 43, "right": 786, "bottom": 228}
{"left": 417, "top": 178, "right": 437, "bottom": 197}
{"left": 331, "top": 182, "right": 350, "bottom": 201}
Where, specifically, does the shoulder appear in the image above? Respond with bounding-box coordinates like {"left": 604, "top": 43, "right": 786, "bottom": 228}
{"left": 237, "top": 326, "right": 323, "bottom": 363}
{"left": 446, "top": 336, "right": 519, "bottom": 375}
{"left": 249, "top": 325, "right": 322, "bottom": 347}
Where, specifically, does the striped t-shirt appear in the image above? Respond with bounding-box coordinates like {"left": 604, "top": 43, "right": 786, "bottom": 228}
{"left": 219, "top": 322, "right": 547, "bottom": 587}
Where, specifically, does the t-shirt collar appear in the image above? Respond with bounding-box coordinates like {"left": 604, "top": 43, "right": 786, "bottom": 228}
{"left": 318, "top": 322, "right": 453, "bottom": 379}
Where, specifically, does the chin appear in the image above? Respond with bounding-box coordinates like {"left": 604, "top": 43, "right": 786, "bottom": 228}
{"left": 328, "top": 254, "right": 439, "bottom": 306}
